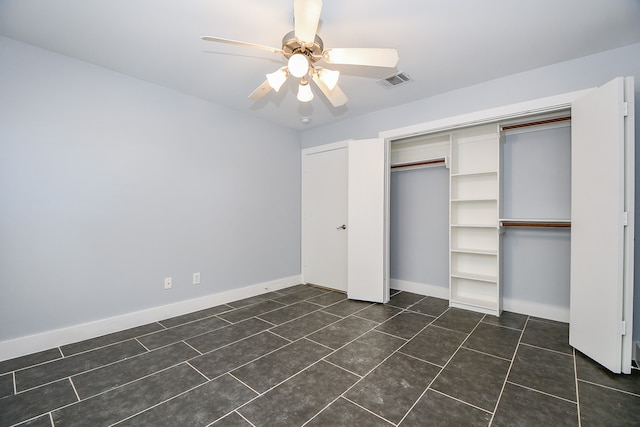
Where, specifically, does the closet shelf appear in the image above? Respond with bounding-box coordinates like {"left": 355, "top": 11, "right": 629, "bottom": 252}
{"left": 451, "top": 198, "right": 498, "bottom": 203}
{"left": 450, "top": 272, "right": 497, "bottom": 283}
{"left": 451, "top": 171, "right": 497, "bottom": 178}
{"left": 451, "top": 248, "right": 498, "bottom": 256}
{"left": 450, "top": 296, "right": 498, "bottom": 313}
{"left": 451, "top": 224, "right": 498, "bottom": 229}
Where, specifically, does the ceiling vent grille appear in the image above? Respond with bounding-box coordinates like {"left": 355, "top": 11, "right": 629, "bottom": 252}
{"left": 378, "top": 72, "right": 413, "bottom": 88}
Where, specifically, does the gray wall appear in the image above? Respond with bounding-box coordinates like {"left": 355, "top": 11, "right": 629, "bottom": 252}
{"left": 0, "top": 37, "right": 301, "bottom": 341}
{"left": 302, "top": 42, "right": 640, "bottom": 342}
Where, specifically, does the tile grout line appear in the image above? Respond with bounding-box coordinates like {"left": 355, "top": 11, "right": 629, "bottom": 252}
{"left": 505, "top": 380, "right": 578, "bottom": 405}
{"left": 518, "top": 341, "right": 574, "bottom": 357}
{"left": 576, "top": 377, "right": 640, "bottom": 398}
{"left": 487, "top": 315, "right": 530, "bottom": 426}
{"left": 68, "top": 377, "right": 81, "bottom": 402}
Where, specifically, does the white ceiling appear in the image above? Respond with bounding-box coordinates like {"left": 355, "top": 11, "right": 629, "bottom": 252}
{"left": 2, "top": 0, "right": 640, "bottom": 130}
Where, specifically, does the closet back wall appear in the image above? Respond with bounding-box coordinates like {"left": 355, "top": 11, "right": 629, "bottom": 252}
{"left": 390, "top": 166, "right": 449, "bottom": 296}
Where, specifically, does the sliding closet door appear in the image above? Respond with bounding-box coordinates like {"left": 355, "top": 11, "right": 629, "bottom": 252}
{"left": 348, "top": 138, "right": 390, "bottom": 303}
{"left": 570, "top": 77, "right": 634, "bottom": 373}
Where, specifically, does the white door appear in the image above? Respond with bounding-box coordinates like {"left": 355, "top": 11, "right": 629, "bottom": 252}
{"left": 348, "top": 138, "right": 390, "bottom": 303}
{"left": 302, "top": 145, "right": 348, "bottom": 292}
{"left": 570, "top": 77, "right": 635, "bottom": 373}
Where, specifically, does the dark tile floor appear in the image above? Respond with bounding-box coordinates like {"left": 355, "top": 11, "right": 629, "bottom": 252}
{"left": 1, "top": 285, "right": 640, "bottom": 426}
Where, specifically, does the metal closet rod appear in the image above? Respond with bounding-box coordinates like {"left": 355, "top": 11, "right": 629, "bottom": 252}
{"left": 501, "top": 116, "right": 571, "bottom": 131}
{"left": 390, "top": 158, "right": 446, "bottom": 169}
{"left": 501, "top": 221, "right": 571, "bottom": 228}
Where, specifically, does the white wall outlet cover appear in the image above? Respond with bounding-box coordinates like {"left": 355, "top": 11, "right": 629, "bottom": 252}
{"left": 193, "top": 272, "right": 201, "bottom": 285}
{"left": 164, "top": 277, "right": 172, "bottom": 289}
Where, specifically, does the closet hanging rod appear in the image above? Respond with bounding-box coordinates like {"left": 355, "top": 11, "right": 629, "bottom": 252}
{"left": 501, "top": 116, "right": 571, "bottom": 131}
{"left": 500, "top": 220, "right": 571, "bottom": 228}
{"left": 390, "top": 158, "right": 446, "bottom": 169}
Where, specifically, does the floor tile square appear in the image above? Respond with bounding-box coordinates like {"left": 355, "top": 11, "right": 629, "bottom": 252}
{"left": 0, "top": 348, "right": 63, "bottom": 376}
{"left": 482, "top": 311, "right": 528, "bottom": 330}
{"left": 0, "top": 379, "right": 77, "bottom": 426}
{"left": 432, "top": 308, "right": 484, "bottom": 334}
{"left": 307, "top": 397, "right": 393, "bottom": 426}
{"left": 325, "top": 330, "right": 405, "bottom": 376}
{"left": 346, "top": 352, "right": 440, "bottom": 423}
{"left": 575, "top": 351, "right": 640, "bottom": 395}
{"left": 520, "top": 318, "right": 571, "bottom": 354}
{"left": 117, "top": 374, "right": 256, "bottom": 426}
{"left": 270, "top": 310, "right": 341, "bottom": 341}
{"left": 408, "top": 296, "right": 449, "bottom": 317}
{"left": 431, "top": 348, "right": 510, "bottom": 411}
{"left": 237, "top": 361, "right": 358, "bottom": 427}
{"left": 72, "top": 341, "right": 199, "bottom": 399}
{"left": 158, "top": 305, "right": 233, "bottom": 329}
{"left": 256, "top": 301, "right": 320, "bottom": 325}
{"left": 375, "top": 311, "right": 434, "bottom": 339}
{"left": 224, "top": 292, "right": 282, "bottom": 308}
{"left": 190, "top": 332, "right": 289, "bottom": 379}
{"left": 271, "top": 287, "right": 327, "bottom": 304}
{"left": 463, "top": 322, "right": 521, "bottom": 360}
{"left": 185, "top": 317, "right": 272, "bottom": 354}
{"left": 216, "top": 300, "right": 285, "bottom": 324}
{"left": 355, "top": 304, "right": 403, "bottom": 323}
{"left": 321, "top": 299, "right": 372, "bottom": 317}
{"left": 508, "top": 344, "right": 576, "bottom": 401}
{"left": 492, "top": 382, "right": 578, "bottom": 426}
{"left": 399, "top": 325, "right": 467, "bottom": 366}
{"left": 578, "top": 380, "right": 640, "bottom": 426}
{"left": 138, "top": 316, "right": 230, "bottom": 350}
{"left": 61, "top": 322, "right": 164, "bottom": 356}
{"left": 306, "top": 290, "right": 347, "bottom": 307}
{"left": 1, "top": 373, "right": 13, "bottom": 398}
{"left": 52, "top": 364, "right": 205, "bottom": 427}
{"left": 231, "top": 339, "right": 332, "bottom": 393}
{"left": 388, "top": 291, "right": 425, "bottom": 309}
{"left": 400, "top": 389, "right": 491, "bottom": 426}
{"left": 307, "top": 315, "right": 377, "bottom": 349}
{"left": 15, "top": 339, "right": 146, "bottom": 391}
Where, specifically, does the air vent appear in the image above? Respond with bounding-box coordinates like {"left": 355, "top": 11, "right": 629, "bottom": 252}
{"left": 378, "top": 72, "right": 413, "bottom": 88}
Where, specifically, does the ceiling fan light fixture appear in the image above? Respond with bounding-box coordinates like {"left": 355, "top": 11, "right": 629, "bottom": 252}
{"left": 266, "top": 67, "right": 288, "bottom": 92}
{"left": 288, "top": 53, "right": 309, "bottom": 78}
{"left": 318, "top": 68, "right": 340, "bottom": 91}
{"left": 297, "top": 79, "right": 314, "bottom": 102}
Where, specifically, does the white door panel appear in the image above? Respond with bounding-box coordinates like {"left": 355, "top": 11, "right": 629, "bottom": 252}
{"left": 347, "top": 138, "right": 389, "bottom": 303}
{"left": 302, "top": 147, "right": 348, "bottom": 292}
{"left": 570, "top": 76, "right": 634, "bottom": 373}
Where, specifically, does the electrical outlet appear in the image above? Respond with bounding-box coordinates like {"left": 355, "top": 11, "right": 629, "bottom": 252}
{"left": 164, "top": 277, "right": 172, "bottom": 289}
{"left": 193, "top": 272, "right": 201, "bottom": 285}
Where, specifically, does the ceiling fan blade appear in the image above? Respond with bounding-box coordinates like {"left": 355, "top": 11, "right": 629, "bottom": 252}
{"left": 294, "top": 0, "right": 322, "bottom": 44}
{"left": 322, "top": 48, "right": 399, "bottom": 68}
{"left": 311, "top": 73, "right": 348, "bottom": 107}
{"left": 201, "top": 36, "right": 283, "bottom": 54}
{"left": 248, "top": 80, "right": 272, "bottom": 101}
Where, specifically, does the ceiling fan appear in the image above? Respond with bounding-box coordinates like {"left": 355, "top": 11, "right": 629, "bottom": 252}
{"left": 201, "top": 0, "right": 399, "bottom": 107}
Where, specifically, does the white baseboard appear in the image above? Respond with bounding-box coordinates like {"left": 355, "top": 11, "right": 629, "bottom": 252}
{"left": 502, "top": 297, "right": 569, "bottom": 323}
{"left": 390, "top": 279, "right": 449, "bottom": 299}
{"left": 0, "top": 275, "right": 301, "bottom": 362}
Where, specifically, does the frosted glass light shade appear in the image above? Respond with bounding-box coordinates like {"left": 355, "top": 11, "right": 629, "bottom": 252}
{"left": 288, "top": 53, "right": 309, "bottom": 78}
{"left": 318, "top": 68, "right": 340, "bottom": 90}
{"left": 266, "top": 67, "right": 288, "bottom": 92}
{"left": 297, "top": 81, "right": 314, "bottom": 102}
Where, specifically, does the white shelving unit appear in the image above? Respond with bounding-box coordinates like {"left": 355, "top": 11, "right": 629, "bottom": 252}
{"left": 449, "top": 125, "right": 501, "bottom": 315}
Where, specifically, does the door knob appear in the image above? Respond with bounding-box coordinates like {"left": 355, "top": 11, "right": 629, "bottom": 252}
{"left": 336, "top": 224, "right": 346, "bottom": 230}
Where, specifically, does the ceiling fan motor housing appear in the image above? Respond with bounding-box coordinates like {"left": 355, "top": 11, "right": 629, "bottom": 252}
{"left": 282, "top": 30, "right": 323, "bottom": 64}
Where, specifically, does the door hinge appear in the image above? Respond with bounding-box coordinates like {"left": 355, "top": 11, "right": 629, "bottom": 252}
{"left": 623, "top": 212, "right": 629, "bottom": 226}
{"left": 623, "top": 102, "right": 629, "bottom": 117}
{"left": 620, "top": 321, "right": 627, "bottom": 335}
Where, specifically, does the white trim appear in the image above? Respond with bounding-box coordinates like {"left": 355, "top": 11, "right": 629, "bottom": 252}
{"left": 379, "top": 89, "right": 592, "bottom": 141}
{"left": 502, "top": 297, "right": 569, "bottom": 322}
{"left": 0, "top": 275, "right": 301, "bottom": 362}
{"left": 390, "top": 279, "right": 449, "bottom": 300}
